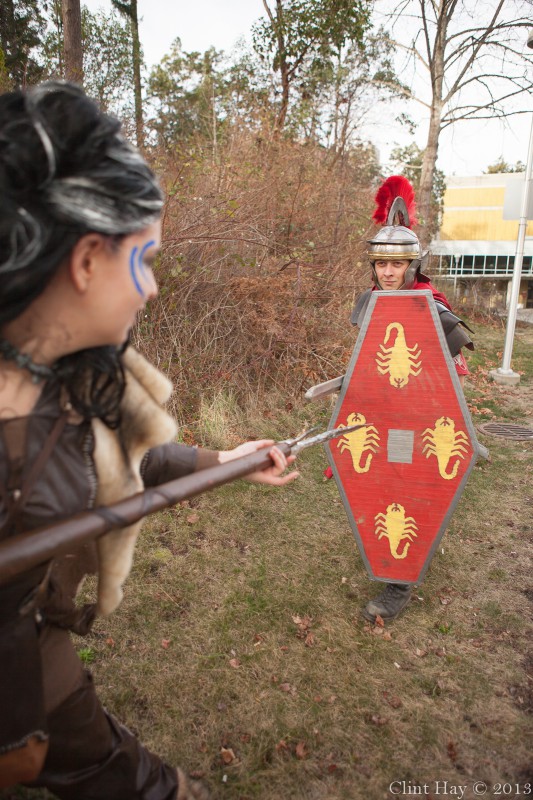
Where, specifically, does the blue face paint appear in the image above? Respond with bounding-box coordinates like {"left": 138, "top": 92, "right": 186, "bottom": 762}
{"left": 129, "top": 239, "right": 156, "bottom": 298}
{"left": 129, "top": 246, "right": 142, "bottom": 296}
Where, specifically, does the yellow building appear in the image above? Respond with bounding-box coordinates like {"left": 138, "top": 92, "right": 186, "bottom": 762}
{"left": 430, "top": 174, "right": 533, "bottom": 309}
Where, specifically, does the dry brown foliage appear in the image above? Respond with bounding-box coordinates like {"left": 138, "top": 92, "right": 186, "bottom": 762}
{"left": 133, "top": 128, "right": 381, "bottom": 429}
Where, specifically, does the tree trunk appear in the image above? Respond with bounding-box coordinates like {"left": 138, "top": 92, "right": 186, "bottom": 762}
{"left": 418, "top": 5, "right": 446, "bottom": 242}
{"left": 130, "top": 0, "right": 144, "bottom": 149}
{"left": 61, "top": 0, "right": 83, "bottom": 85}
{"left": 110, "top": 0, "right": 144, "bottom": 147}
{"left": 419, "top": 99, "right": 442, "bottom": 240}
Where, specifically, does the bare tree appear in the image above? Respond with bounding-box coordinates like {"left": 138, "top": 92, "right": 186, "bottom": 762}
{"left": 61, "top": 0, "right": 82, "bottom": 84}
{"left": 383, "top": 0, "right": 532, "bottom": 233}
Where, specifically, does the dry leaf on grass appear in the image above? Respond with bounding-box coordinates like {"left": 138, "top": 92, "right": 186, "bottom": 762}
{"left": 447, "top": 740, "right": 458, "bottom": 763}
{"left": 374, "top": 614, "right": 385, "bottom": 628}
{"left": 161, "top": 638, "right": 171, "bottom": 649}
{"left": 220, "top": 747, "right": 236, "bottom": 765}
{"left": 368, "top": 714, "right": 388, "bottom": 726}
{"left": 229, "top": 658, "right": 241, "bottom": 668}
{"left": 295, "top": 741, "right": 308, "bottom": 759}
{"left": 186, "top": 512, "right": 200, "bottom": 524}
{"left": 279, "top": 682, "right": 297, "bottom": 696}
{"left": 292, "top": 614, "right": 313, "bottom": 631}
{"left": 415, "top": 647, "right": 428, "bottom": 658}
{"left": 383, "top": 692, "right": 402, "bottom": 709}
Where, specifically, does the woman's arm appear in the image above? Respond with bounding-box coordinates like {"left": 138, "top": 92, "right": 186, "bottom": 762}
{"left": 142, "top": 441, "right": 298, "bottom": 488}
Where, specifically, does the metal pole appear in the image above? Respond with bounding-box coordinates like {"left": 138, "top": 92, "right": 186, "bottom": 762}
{"left": 492, "top": 113, "right": 533, "bottom": 382}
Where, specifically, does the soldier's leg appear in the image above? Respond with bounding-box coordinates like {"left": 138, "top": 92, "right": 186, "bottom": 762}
{"left": 362, "top": 583, "right": 412, "bottom": 622}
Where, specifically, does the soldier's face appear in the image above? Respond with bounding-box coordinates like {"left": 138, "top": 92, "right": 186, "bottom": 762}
{"left": 374, "top": 259, "right": 410, "bottom": 290}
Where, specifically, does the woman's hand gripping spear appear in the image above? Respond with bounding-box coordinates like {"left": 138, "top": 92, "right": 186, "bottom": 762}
{"left": 0, "top": 424, "right": 365, "bottom": 585}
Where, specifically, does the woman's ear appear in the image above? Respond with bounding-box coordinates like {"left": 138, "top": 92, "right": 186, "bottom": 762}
{"left": 68, "top": 233, "right": 109, "bottom": 293}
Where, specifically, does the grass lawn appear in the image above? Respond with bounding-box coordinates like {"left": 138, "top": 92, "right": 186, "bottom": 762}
{"left": 3, "top": 321, "right": 532, "bottom": 800}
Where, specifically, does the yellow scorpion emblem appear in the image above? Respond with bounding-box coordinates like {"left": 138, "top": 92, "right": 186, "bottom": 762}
{"left": 422, "top": 416, "right": 469, "bottom": 479}
{"left": 336, "top": 412, "right": 380, "bottom": 473}
{"left": 374, "top": 503, "right": 418, "bottom": 560}
{"left": 376, "top": 322, "right": 422, "bottom": 388}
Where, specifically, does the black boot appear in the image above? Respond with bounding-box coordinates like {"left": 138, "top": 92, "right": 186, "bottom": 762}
{"left": 362, "top": 583, "right": 412, "bottom": 622}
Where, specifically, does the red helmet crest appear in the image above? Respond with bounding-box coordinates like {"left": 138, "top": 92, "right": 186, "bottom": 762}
{"left": 372, "top": 175, "right": 417, "bottom": 227}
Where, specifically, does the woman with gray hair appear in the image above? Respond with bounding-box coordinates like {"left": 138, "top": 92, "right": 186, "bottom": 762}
{"left": 0, "top": 82, "right": 298, "bottom": 799}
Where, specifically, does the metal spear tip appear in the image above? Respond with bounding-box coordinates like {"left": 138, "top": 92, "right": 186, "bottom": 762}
{"left": 295, "top": 424, "right": 321, "bottom": 441}
{"left": 279, "top": 425, "right": 321, "bottom": 447}
{"left": 289, "top": 422, "right": 370, "bottom": 453}
{"left": 319, "top": 422, "right": 370, "bottom": 443}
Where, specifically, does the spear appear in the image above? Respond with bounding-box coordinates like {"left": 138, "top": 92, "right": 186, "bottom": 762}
{"left": 0, "top": 424, "right": 365, "bottom": 585}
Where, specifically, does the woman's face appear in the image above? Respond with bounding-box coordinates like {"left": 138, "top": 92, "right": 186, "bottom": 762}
{"left": 89, "top": 219, "right": 161, "bottom": 346}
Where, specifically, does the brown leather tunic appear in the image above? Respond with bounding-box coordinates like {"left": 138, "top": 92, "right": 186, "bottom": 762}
{"left": 0, "top": 379, "right": 198, "bottom": 754}
{"left": 0, "top": 379, "right": 198, "bottom": 624}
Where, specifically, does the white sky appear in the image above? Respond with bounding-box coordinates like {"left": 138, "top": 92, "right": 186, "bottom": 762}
{"left": 82, "top": 0, "right": 533, "bottom": 178}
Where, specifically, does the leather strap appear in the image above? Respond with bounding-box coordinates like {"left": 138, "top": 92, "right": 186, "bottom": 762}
{"left": 0, "top": 412, "right": 68, "bottom": 538}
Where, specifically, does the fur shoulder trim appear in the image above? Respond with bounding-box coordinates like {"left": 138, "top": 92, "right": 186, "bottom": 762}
{"left": 92, "top": 348, "right": 177, "bottom": 616}
{"left": 122, "top": 346, "right": 173, "bottom": 406}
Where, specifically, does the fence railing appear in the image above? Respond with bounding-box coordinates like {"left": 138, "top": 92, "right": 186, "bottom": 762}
{"left": 434, "top": 253, "right": 533, "bottom": 278}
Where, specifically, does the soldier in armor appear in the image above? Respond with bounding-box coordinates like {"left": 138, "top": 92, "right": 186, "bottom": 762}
{"left": 352, "top": 176, "right": 474, "bottom": 623}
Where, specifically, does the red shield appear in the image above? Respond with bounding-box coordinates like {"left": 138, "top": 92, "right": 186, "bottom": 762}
{"left": 326, "top": 291, "right": 483, "bottom": 585}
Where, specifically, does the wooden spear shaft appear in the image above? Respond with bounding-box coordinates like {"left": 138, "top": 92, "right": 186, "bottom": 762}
{"left": 0, "top": 443, "right": 291, "bottom": 586}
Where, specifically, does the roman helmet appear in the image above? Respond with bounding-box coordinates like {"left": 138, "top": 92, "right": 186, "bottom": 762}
{"left": 367, "top": 176, "right": 424, "bottom": 290}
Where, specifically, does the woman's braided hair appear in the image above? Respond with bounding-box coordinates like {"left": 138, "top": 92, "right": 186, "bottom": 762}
{"left": 0, "top": 82, "right": 164, "bottom": 426}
